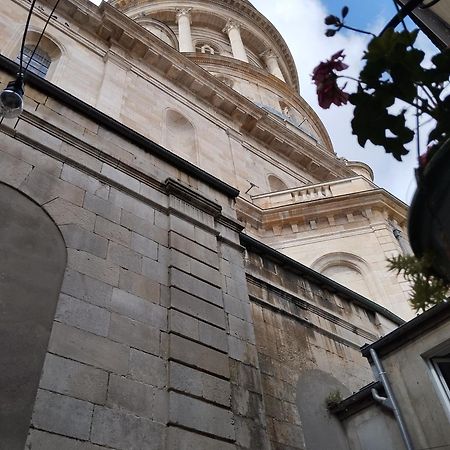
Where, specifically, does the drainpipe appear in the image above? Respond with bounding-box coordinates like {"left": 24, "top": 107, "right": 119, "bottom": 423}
{"left": 370, "top": 348, "right": 415, "bottom": 450}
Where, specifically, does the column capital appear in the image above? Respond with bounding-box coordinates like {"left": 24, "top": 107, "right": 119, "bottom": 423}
{"left": 260, "top": 49, "right": 277, "bottom": 61}
{"left": 176, "top": 8, "right": 192, "bottom": 23}
{"left": 223, "top": 19, "right": 241, "bottom": 34}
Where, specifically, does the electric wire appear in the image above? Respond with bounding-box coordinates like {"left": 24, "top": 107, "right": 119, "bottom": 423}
{"left": 24, "top": 0, "right": 61, "bottom": 76}
{"left": 19, "top": 0, "right": 38, "bottom": 74}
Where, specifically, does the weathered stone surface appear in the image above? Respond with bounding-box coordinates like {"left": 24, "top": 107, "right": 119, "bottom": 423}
{"left": 60, "top": 224, "right": 108, "bottom": 258}
{"left": 111, "top": 288, "right": 167, "bottom": 330}
{"left": 169, "top": 334, "right": 229, "bottom": 378}
{"left": 101, "top": 164, "right": 140, "bottom": 192}
{"left": 169, "top": 392, "right": 235, "bottom": 440}
{"left": 171, "top": 268, "right": 222, "bottom": 306}
{"left": 0, "top": 149, "right": 33, "bottom": 187}
{"left": 129, "top": 349, "right": 166, "bottom": 388}
{"left": 26, "top": 429, "right": 104, "bottom": 450}
{"left": 228, "top": 315, "right": 256, "bottom": 344}
{"left": 61, "top": 164, "right": 109, "bottom": 199}
{"left": 84, "top": 192, "right": 121, "bottom": 223}
{"left": 67, "top": 249, "right": 119, "bottom": 286}
{"left": 31, "top": 389, "right": 93, "bottom": 440}
{"left": 169, "top": 232, "right": 218, "bottom": 268}
{"left": 107, "top": 241, "right": 142, "bottom": 273}
{"left": 91, "top": 406, "right": 164, "bottom": 450}
{"left": 170, "top": 287, "right": 226, "bottom": 329}
{"left": 109, "top": 312, "right": 160, "bottom": 355}
{"left": 55, "top": 294, "right": 110, "bottom": 337}
{"left": 167, "top": 427, "right": 236, "bottom": 450}
{"left": 39, "top": 353, "right": 108, "bottom": 404}
{"left": 121, "top": 209, "right": 168, "bottom": 246}
{"left": 44, "top": 198, "right": 96, "bottom": 231}
{"left": 131, "top": 232, "right": 158, "bottom": 259}
{"left": 110, "top": 188, "right": 154, "bottom": 221}
{"left": 107, "top": 375, "right": 155, "bottom": 419}
{"left": 48, "top": 322, "right": 129, "bottom": 374}
{"left": 61, "top": 268, "right": 113, "bottom": 308}
{"left": 169, "top": 361, "right": 231, "bottom": 406}
{"left": 119, "top": 268, "right": 160, "bottom": 304}
{"left": 95, "top": 216, "right": 131, "bottom": 246}
{"left": 142, "top": 254, "right": 169, "bottom": 285}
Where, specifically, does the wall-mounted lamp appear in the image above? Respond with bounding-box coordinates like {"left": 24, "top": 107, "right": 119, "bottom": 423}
{"left": 0, "top": 74, "right": 24, "bottom": 119}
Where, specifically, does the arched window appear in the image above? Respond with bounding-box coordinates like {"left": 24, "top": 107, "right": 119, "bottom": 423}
{"left": 268, "top": 175, "right": 288, "bottom": 192}
{"left": 17, "top": 45, "right": 51, "bottom": 78}
{"left": 14, "top": 32, "right": 62, "bottom": 81}
{"left": 165, "top": 110, "right": 197, "bottom": 163}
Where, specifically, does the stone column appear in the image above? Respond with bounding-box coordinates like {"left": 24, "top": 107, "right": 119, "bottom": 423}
{"left": 223, "top": 20, "right": 248, "bottom": 62}
{"left": 176, "top": 8, "right": 194, "bottom": 53}
{"left": 261, "top": 49, "right": 285, "bottom": 81}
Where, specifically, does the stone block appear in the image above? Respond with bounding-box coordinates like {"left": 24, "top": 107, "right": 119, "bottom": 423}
{"left": 228, "top": 315, "right": 256, "bottom": 344}
{"left": 107, "top": 375, "right": 154, "bottom": 419}
{"left": 26, "top": 429, "right": 104, "bottom": 450}
{"left": 167, "top": 427, "right": 236, "bottom": 450}
{"left": 40, "top": 353, "right": 108, "bottom": 404}
{"left": 195, "top": 226, "right": 218, "bottom": 249}
{"left": 142, "top": 256, "right": 169, "bottom": 286}
{"left": 224, "top": 294, "right": 253, "bottom": 323}
{"left": 60, "top": 224, "right": 108, "bottom": 258}
{"left": 20, "top": 167, "right": 84, "bottom": 206}
{"left": 110, "top": 188, "right": 154, "bottom": 221}
{"left": 111, "top": 288, "right": 167, "bottom": 330}
{"left": 169, "top": 232, "right": 218, "bottom": 268}
{"left": 169, "top": 362, "right": 231, "bottom": 407}
{"left": 15, "top": 119, "right": 62, "bottom": 152}
{"left": 61, "top": 164, "right": 109, "bottom": 199}
{"left": 48, "top": 322, "right": 129, "bottom": 374}
{"left": 91, "top": 406, "right": 164, "bottom": 450}
{"left": 119, "top": 268, "right": 160, "bottom": 304}
{"left": 130, "top": 232, "right": 158, "bottom": 259}
{"left": 169, "top": 309, "right": 199, "bottom": 341}
{"left": 44, "top": 198, "right": 96, "bottom": 231}
{"left": 171, "top": 268, "right": 222, "bottom": 307}
{"left": 109, "top": 312, "right": 160, "bottom": 355}
{"left": 67, "top": 249, "right": 119, "bottom": 286}
{"left": 190, "top": 259, "right": 222, "bottom": 287}
{"left": 61, "top": 268, "right": 113, "bottom": 308}
{"left": 0, "top": 149, "right": 32, "bottom": 188}
{"left": 169, "top": 215, "right": 195, "bottom": 240}
{"left": 228, "top": 336, "right": 258, "bottom": 367}
{"left": 171, "top": 287, "right": 226, "bottom": 329}
{"left": 129, "top": 348, "right": 166, "bottom": 388}
{"left": 199, "top": 321, "right": 228, "bottom": 352}
{"left": 107, "top": 241, "right": 142, "bottom": 273}
{"left": 121, "top": 210, "right": 168, "bottom": 246}
{"left": 95, "top": 216, "right": 131, "bottom": 246}
{"left": 56, "top": 294, "right": 110, "bottom": 336}
{"left": 101, "top": 164, "right": 140, "bottom": 192}
{"left": 169, "top": 334, "right": 229, "bottom": 378}
{"left": 84, "top": 192, "right": 121, "bottom": 223}
{"left": 31, "top": 389, "right": 93, "bottom": 440}
{"left": 169, "top": 392, "right": 235, "bottom": 440}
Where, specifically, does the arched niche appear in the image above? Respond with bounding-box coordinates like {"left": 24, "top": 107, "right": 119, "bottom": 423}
{"left": 268, "top": 174, "right": 288, "bottom": 192}
{"left": 136, "top": 17, "right": 178, "bottom": 49}
{"left": 0, "top": 183, "right": 66, "bottom": 450}
{"left": 164, "top": 109, "right": 198, "bottom": 163}
{"left": 312, "top": 252, "right": 380, "bottom": 301}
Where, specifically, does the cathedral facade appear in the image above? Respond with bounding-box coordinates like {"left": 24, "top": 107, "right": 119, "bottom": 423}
{"left": 0, "top": 0, "right": 415, "bottom": 449}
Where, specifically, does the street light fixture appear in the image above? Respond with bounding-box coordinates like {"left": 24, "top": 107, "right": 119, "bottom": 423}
{"left": 0, "top": 74, "right": 24, "bottom": 119}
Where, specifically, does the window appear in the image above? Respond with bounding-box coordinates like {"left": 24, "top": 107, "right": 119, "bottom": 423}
{"left": 17, "top": 45, "right": 51, "bottom": 78}
{"left": 431, "top": 355, "right": 450, "bottom": 404}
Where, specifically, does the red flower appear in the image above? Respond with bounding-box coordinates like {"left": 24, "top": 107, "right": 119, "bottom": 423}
{"left": 312, "top": 50, "right": 349, "bottom": 109}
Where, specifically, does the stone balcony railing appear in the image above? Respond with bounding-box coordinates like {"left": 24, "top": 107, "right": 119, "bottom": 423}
{"left": 252, "top": 176, "right": 377, "bottom": 209}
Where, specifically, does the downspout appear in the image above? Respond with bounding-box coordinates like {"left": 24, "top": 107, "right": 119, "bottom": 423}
{"left": 370, "top": 348, "right": 415, "bottom": 450}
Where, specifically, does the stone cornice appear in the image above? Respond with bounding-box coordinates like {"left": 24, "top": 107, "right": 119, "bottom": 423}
{"left": 110, "top": 0, "right": 300, "bottom": 93}
{"left": 237, "top": 188, "right": 409, "bottom": 234}
{"left": 39, "top": 0, "right": 353, "bottom": 182}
